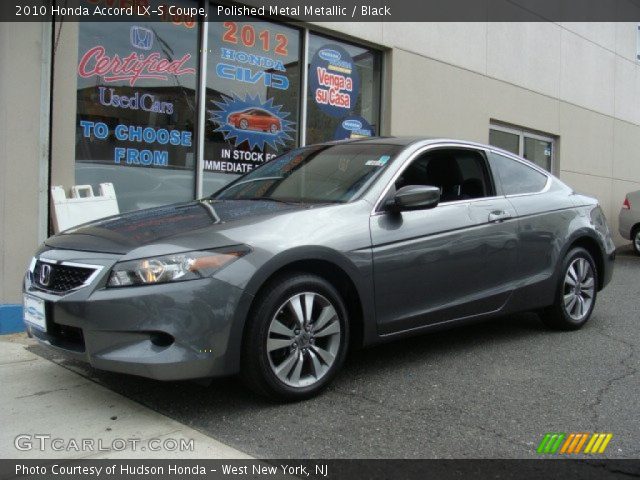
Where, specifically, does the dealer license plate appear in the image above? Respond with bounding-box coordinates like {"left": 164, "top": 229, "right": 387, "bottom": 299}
{"left": 23, "top": 294, "right": 46, "bottom": 332}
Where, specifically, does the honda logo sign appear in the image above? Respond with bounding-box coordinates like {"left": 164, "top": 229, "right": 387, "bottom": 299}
{"left": 130, "top": 26, "right": 154, "bottom": 51}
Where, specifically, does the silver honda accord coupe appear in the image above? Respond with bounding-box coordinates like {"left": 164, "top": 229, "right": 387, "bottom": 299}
{"left": 24, "top": 138, "right": 615, "bottom": 400}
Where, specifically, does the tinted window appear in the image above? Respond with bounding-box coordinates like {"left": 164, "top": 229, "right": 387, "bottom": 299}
{"left": 215, "top": 144, "right": 400, "bottom": 204}
{"left": 395, "top": 148, "right": 493, "bottom": 202}
{"left": 489, "top": 152, "right": 548, "bottom": 195}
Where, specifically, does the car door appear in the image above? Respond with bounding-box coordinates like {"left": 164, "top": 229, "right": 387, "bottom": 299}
{"left": 370, "top": 146, "right": 519, "bottom": 335}
{"left": 487, "top": 151, "right": 562, "bottom": 290}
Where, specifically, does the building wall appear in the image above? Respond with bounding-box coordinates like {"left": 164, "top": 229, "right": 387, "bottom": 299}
{"left": 0, "top": 22, "right": 49, "bottom": 305}
{"left": 314, "top": 22, "right": 640, "bottom": 244}
{"left": 51, "top": 22, "right": 79, "bottom": 191}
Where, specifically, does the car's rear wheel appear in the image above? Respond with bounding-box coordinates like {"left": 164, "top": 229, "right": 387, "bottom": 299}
{"left": 540, "top": 247, "right": 598, "bottom": 330}
{"left": 270, "top": 124, "right": 278, "bottom": 134}
{"left": 632, "top": 226, "right": 640, "bottom": 255}
{"left": 241, "top": 273, "right": 349, "bottom": 401}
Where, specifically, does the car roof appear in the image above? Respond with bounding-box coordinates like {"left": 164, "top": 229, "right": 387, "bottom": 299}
{"left": 323, "top": 135, "right": 538, "bottom": 156}
{"left": 314, "top": 136, "right": 552, "bottom": 175}
{"left": 317, "top": 136, "right": 490, "bottom": 149}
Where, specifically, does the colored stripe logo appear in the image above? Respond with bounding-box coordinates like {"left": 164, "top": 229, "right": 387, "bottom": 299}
{"left": 537, "top": 433, "right": 613, "bottom": 454}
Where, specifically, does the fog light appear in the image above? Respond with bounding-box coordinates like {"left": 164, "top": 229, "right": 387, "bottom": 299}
{"left": 149, "top": 332, "right": 174, "bottom": 347}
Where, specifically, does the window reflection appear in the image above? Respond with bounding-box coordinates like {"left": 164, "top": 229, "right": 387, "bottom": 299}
{"left": 75, "top": 9, "right": 199, "bottom": 213}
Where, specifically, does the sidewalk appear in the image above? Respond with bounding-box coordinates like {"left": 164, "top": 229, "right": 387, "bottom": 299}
{"left": 0, "top": 334, "right": 250, "bottom": 459}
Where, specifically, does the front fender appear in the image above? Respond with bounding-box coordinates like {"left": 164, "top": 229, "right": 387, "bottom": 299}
{"left": 221, "top": 245, "right": 376, "bottom": 375}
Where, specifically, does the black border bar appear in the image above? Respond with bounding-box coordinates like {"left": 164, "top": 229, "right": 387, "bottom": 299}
{"left": 5, "top": 0, "right": 640, "bottom": 22}
{"left": 2, "top": 459, "right": 640, "bottom": 480}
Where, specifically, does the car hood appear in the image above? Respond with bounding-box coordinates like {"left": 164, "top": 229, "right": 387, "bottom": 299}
{"left": 44, "top": 199, "right": 309, "bottom": 255}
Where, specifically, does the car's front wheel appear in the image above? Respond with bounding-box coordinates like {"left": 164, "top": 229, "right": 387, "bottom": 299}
{"left": 540, "top": 247, "right": 598, "bottom": 330}
{"left": 241, "top": 273, "right": 349, "bottom": 401}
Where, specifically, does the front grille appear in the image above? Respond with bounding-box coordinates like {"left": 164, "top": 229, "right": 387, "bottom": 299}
{"left": 33, "top": 261, "right": 96, "bottom": 294}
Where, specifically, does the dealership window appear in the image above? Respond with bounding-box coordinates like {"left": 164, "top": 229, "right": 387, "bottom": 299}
{"left": 306, "top": 34, "right": 382, "bottom": 145}
{"left": 65, "top": 7, "right": 382, "bottom": 214}
{"left": 202, "top": 17, "right": 382, "bottom": 196}
{"left": 74, "top": 13, "right": 200, "bottom": 213}
{"left": 489, "top": 124, "right": 555, "bottom": 173}
{"left": 203, "top": 16, "right": 302, "bottom": 195}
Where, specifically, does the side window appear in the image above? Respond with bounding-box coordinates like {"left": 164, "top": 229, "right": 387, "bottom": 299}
{"left": 489, "top": 152, "right": 548, "bottom": 196}
{"left": 394, "top": 148, "right": 493, "bottom": 202}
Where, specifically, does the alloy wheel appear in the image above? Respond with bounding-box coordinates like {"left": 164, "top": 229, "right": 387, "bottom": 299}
{"left": 634, "top": 230, "right": 640, "bottom": 253}
{"left": 266, "top": 292, "right": 341, "bottom": 388}
{"left": 562, "top": 257, "right": 595, "bottom": 321}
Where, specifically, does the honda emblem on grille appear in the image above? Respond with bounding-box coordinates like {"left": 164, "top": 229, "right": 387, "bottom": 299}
{"left": 39, "top": 264, "right": 52, "bottom": 287}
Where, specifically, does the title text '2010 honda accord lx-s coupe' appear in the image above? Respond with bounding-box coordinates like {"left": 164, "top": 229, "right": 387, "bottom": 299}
{"left": 24, "top": 138, "right": 615, "bottom": 400}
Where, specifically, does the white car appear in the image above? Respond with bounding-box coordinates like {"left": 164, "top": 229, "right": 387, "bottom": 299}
{"left": 619, "top": 190, "right": 640, "bottom": 255}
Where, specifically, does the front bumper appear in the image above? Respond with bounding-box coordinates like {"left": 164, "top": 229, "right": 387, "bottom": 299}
{"left": 24, "top": 250, "right": 248, "bottom": 381}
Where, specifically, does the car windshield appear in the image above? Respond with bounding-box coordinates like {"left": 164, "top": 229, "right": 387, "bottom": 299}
{"left": 212, "top": 143, "right": 401, "bottom": 204}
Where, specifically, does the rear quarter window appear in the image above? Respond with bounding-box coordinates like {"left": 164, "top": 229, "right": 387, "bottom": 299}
{"left": 489, "top": 152, "right": 548, "bottom": 195}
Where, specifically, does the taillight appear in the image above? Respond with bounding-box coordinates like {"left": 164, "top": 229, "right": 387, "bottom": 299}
{"left": 622, "top": 197, "right": 631, "bottom": 209}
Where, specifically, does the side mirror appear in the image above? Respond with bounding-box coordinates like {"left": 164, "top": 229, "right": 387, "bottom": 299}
{"left": 385, "top": 185, "right": 440, "bottom": 212}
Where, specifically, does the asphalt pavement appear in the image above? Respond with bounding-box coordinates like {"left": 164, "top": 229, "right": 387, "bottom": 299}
{"left": 31, "top": 248, "right": 640, "bottom": 459}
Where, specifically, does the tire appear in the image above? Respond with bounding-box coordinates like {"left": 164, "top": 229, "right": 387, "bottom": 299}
{"left": 270, "top": 124, "right": 278, "bottom": 134}
{"left": 540, "top": 247, "right": 598, "bottom": 330}
{"left": 239, "top": 119, "right": 249, "bottom": 130}
{"left": 241, "top": 273, "right": 349, "bottom": 401}
{"left": 632, "top": 226, "right": 640, "bottom": 256}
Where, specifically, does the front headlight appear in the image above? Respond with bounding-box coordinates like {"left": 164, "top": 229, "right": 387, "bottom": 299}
{"left": 107, "top": 248, "right": 248, "bottom": 287}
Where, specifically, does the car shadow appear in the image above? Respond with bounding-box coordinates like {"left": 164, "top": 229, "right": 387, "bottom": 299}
{"left": 615, "top": 244, "right": 637, "bottom": 259}
{"left": 28, "top": 311, "right": 547, "bottom": 410}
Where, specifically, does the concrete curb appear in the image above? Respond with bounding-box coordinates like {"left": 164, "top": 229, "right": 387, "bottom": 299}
{"left": 0, "top": 334, "right": 250, "bottom": 459}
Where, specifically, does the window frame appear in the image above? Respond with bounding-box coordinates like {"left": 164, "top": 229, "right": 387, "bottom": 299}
{"left": 372, "top": 143, "right": 502, "bottom": 215}
{"left": 489, "top": 123, "right": 556, "bottom": 174}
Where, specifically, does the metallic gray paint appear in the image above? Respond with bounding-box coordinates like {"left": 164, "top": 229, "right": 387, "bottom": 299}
{"left": 24, "top": 138, "right": 615, "bottom": 380}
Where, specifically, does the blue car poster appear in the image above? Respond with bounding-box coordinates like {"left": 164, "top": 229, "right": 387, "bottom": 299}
{"left": 210, "top": 94, "right": 295, "bottom": 151}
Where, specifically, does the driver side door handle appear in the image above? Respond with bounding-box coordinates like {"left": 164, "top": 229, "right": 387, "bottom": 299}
{"left": 488, "top": 210, "right": 512, "bottom": 223}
